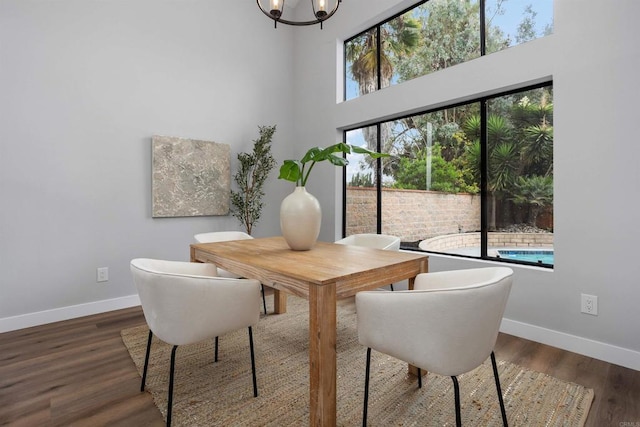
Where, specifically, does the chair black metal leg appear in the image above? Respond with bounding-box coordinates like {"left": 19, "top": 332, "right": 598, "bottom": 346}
{"left": 417, "top": 367, "right": 422, "bottom": 389}
{"left": 167, "top": 345, "right": 178, "bottom": 427}
{"left": 491, "top": 351, "right": 509, "bottom": 427}
{"left": 141, "top": 330, "right": 153, "bottom": 392}
{"left": 214, "top": 336, "right": 219, "bottom": 362}
{"left": 390, "top": 283, "right": 395, "bottom": 291}
{"left": 261, "top": 284, "right": 268, "bottom": 315}
{"left": 363, "top": 347, "right": 372, "bottom": 427}
{"left": 248, "top": 326, "right": 258, "bottom": 397}
{"left": 451, "top": 376, "right": 461, "bottom": 427}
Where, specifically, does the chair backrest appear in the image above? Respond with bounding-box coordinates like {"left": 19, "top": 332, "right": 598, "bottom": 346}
{"left": 194, "top": 231, "right": 254, "bottom": 243}
{"left": 335, "top": 233, "right": 401, "bottom": 251}
{"left": 192, "top": 231, "right": 255, "bottom": 278}
{"left": 130, "top": 258, "right": 261, "bottom": 346}
{"left": 356, "top": 267, "right": 513, "bottom": 376}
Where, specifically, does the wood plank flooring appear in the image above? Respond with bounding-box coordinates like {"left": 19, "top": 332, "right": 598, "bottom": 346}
{"left": 1, "top": 304, "right": 639, "bottom": 426}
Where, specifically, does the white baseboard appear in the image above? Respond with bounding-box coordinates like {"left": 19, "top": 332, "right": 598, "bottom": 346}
{"left": 3, "top": 297, "right": 639, "bottom": 372}
{"left": 501, "top": 318, "right": 640, "bottom": 372}
{"left": 0, "top": 294, "right": 141, "bottom": 333}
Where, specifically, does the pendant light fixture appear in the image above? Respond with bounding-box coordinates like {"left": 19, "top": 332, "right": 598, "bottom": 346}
{"left": 257, "top": 0, "right": 342, "bottom": 29}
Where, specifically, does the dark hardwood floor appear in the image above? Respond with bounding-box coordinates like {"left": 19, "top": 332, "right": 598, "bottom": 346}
{"left": 1, "top": 301, "right": 639, "bottom": 426}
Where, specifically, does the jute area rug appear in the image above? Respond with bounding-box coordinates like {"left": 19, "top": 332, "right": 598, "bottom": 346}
{"left": 121, "top": 296, "right": 594, "bottom": 426}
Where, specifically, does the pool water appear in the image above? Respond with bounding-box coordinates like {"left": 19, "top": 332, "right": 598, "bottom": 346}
{"left": 497, "top": 250, "right": 554, "bottom": 265}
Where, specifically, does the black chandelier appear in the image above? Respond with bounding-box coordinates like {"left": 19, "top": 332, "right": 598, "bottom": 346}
{"left": 257, "top": 0, "right": 342, "bottom": 29}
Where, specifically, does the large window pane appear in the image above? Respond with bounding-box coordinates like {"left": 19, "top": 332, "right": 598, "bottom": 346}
{"left": 380, "top": 9, "right": 421, "bottom": 89}
{"left": 345, "top": 29, "right": 377, "bottom": 101}
{"left": 345, "top": 126, "right": 378, "bottom": 234}
{"left": 382, "top": 0, "right": 481, "bottom": 88}
{"left": 486, "top": 87, "right": 554, "bottom": 265}
{"left": 380, "top": 104, "right": 481, "bottom": 253}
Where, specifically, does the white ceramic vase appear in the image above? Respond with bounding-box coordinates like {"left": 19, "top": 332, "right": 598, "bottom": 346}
{"left": 280, "top": 186, "right": 321, "bottom": 251}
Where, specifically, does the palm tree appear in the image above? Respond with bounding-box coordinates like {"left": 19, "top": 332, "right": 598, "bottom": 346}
{"left": 515, "top": 93, "right": 553, "bottom": 178}
{"left": 489, "top": 141, "right": 519, "bottom": 229}
{"left": 345, "top": 15, "right": 420, "bottom": 154}
{"left": 521, "top": 122, "right": 553, "bottom": 176}
{"left": 464, "top": 114, "right": 519, "bottom": 229}
{"left": 346, "top": 18, "right": 420, "bottom": 97}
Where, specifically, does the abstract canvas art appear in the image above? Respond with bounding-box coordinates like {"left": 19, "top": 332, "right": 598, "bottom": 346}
{"left": 152, "top": 135, "right": 230, "bottom": 217}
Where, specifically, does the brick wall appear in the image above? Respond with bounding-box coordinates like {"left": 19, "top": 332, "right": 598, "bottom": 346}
{"left": 419, "top": 232, "right": 554, "bottom": 251}
{"left": 346, "top": 187, "right": 554, "bottom": 250}
{"left": 346, "top": 187, "right": 481, "bottom": 242}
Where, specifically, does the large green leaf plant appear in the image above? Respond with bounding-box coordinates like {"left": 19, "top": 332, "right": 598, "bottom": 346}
{"left": 278, "top": 143, "right": 389, "bottom": 187}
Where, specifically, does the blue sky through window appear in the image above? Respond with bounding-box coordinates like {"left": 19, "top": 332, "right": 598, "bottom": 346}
{"left": 488, "top": 0, "right": 553, "bottom": 45}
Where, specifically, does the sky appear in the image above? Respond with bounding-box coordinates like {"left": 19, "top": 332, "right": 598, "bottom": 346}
{"left": 488, "top": 0, "right": 554, "bottom": 43}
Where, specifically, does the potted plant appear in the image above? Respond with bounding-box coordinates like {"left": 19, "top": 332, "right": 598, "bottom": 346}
{"left": 230, "top": 125, "right": 277, "bottom": 235}
{"left": 278, "top": 143, "right": 389, "bottom": 250}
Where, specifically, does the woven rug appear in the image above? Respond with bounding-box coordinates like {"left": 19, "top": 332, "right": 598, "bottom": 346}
{"left": 121, "top": 296, "right": 594, "bottom": 426}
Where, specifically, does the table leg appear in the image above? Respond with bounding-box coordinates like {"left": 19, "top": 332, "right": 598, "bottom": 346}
{"left": 407, "top": 273, "right": 428, "bottom": 378}
{"left": 308, "top": 283, "right": 337, "bottom": 427}
{"left": 273, "top": 289, "right": 287, "bottom": 314}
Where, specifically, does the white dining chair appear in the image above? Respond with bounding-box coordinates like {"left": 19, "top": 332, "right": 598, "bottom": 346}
{"left": 356, "top": 267, "right": 513, "bottom": 427}
{"left": 335, "top": 233, "right": 401, "bottom": 290}
{"left": 130, "top": 258, "right": 262, "bottom": 427}
{"left": 194, "top": 231, "right": 268, "bottom": 315}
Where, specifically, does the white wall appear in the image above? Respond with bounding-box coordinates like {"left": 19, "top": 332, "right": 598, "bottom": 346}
{"left": 291, "top": 0, "right": 640, "bottom": 370}
{"left": 0, "top": 1, "right": 293, "bottom": 329}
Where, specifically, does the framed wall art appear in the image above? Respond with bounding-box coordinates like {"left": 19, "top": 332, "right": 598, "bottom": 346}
{"left": 151, "top": 135, "right": 230, "bottom": 217}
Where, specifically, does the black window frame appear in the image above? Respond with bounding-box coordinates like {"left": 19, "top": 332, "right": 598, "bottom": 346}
{"left": 343, "top": 0, "right": 553, "bottom": 102}
{"left": 344, "top": 0, "right": 488, "bottom": 102}
{"left": 342, "top": 80, "right": 554, "bottom": 269}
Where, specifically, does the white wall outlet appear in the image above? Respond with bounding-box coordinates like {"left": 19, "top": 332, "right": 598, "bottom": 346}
{"left": 580, "top": 293, "right": 598, "bottom": 315}
{"left": 97, "top": 267, "right": 109, "bottom": 283}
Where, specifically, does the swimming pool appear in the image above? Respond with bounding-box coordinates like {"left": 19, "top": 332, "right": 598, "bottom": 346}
{"left": 496, "top": 249, "right": 554, "bottom": 265}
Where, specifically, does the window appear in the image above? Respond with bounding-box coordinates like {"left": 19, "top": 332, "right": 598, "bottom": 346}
{"left": 344, "top": 83, "right": 554, "bottom": 267}
{"left": 344, "top": 125, "right": 379, "bottom": 234}
{"left": 344, "top": 0, "right": 553, "bottom": 101}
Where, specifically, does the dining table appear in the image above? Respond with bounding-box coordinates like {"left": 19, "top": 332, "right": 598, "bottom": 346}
{"left": 190, "top": 236, "right": 428, "bottom": 427}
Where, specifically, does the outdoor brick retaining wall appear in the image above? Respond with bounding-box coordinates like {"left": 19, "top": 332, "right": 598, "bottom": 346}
{"left": 419, "top": 232, "right": 554, "bottom": 251}
{"left": 346, "top": 187, "right": 553, "bottom": 249}
{"left": 346, "top": 187, "right": 481, "bottom": 241}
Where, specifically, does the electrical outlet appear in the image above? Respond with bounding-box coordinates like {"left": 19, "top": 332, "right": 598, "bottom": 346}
{"left": 580, "top": 293, "right": 598, "bottom": 316}
{"left": 97, "top": 267, "right": 109, "bottom": 283}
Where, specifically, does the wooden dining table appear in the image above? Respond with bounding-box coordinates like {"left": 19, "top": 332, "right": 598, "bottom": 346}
{"left": 190, "top": 236, "right": 428, "bottom": 427}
